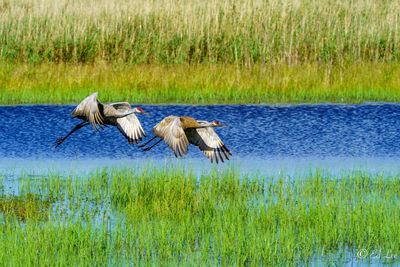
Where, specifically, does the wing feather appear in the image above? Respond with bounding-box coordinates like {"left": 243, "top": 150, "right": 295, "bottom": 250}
{"left": 116, "top": 114, "right": 145, "bottom": 145}
{"left": 108, "top": 102, "right": 131, "bottom": 111}
{"left": 71, "top": 92, "right": 105, "bottom": 132}
{"left": 152, "top": 116, "right": 189, "bottom": 158}
{"left": 109, "top": 102, "right": 146, "bottom": 145}
{"left": 185, "top": 127, "right": 231, "bottom": 163}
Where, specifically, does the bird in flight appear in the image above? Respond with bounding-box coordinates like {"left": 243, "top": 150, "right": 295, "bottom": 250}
{"left": 139, "top": 116, "right": 231, "bottom": 163}
{"left": 55, "top": 92, "right": 150, "bottom": 148}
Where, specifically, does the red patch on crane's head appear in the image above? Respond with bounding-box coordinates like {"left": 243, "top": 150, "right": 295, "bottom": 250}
{"left": 213, "top": 120, "right": 219, "bottom": 125}
{"left": 136, "top": 107, "right": 143, "bottom": 112}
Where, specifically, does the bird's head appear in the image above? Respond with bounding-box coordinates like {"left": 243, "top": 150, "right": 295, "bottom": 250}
{"left": 211, "top": 120, "right": 229, "bottom": 128}
{"left": 134, "top": 107, "right": 151, "bottom": 115}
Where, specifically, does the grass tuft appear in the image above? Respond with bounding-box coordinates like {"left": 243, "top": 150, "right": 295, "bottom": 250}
{"left": 0, "top": 193, "right": 52, "bottom": 221}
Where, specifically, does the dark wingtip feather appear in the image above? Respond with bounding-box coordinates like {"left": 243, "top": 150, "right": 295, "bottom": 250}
{"left": 217, "top": 148, "right": 224, "bottom": 163}
{"left": 223, "top": 145, "right": 232, "bottom": 156}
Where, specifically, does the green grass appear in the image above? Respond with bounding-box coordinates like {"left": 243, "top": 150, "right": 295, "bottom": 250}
{"left": 1, "top": 166, "right": 400, "bottom": 265}
{"left": 0, "top": 193, "right": 52, "bottom": 221}
{"left": 1, "top": 62, "right": 400, "bottom": 104}
{"left": 2, "top": 0, "right": 400, "bottom": 104}
{"left": 1, "top": 0, "right": 400, "bottom": 64}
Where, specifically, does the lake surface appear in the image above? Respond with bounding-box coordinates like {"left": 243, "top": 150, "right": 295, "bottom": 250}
{"left": 1, "top": 103, "right": 400, "bottom": 175}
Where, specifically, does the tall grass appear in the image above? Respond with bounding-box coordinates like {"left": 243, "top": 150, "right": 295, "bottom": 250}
{"left": 1, "top": 166, "right": 400, "bottom": 265}
{"left": 1, "top": 0, "right": 400, "bottom": 104}
{"left": 1, "top": 62, "right": 400, "bottom": 104}
{"left": 1, "top": 0, "right": 400, "bottom": 64}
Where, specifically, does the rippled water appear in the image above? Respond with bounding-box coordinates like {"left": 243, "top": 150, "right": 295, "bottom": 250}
{"left": 1, "top": 104, "right": 400, "bottom": 174}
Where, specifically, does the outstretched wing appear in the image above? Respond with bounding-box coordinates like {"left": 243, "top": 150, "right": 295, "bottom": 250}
{"left": 71, "top": 92, "right": 105, "bottom": 132}
{"left": 185, "top": 127, "right": 231, "bottom": 163}
{"left": 152, "top": 116, "right": 190, "bottom": 157}
{"left": 109, "top": 102, "right": 131, "bottom": 111}
{"left": 110, "top": 102, "right": 146, "bottom": 145}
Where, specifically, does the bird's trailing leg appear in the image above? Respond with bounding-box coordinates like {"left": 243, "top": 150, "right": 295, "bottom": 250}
{"left": 142, "top": 139, "right": 163, "bottom": 152}
{"left": 55, "top": 122, "right": 90, "bottom": 148}
{"left": 138, "top": 136, "right": 157, "bottom": 148}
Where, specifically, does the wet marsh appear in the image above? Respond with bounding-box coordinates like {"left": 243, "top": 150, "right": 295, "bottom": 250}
{"left": 0, "top": 166, "right": 399, "bottom": 265}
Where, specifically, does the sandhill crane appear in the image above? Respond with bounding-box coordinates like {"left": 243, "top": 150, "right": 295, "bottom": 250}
{"left": 139, "top": 116, "right": 232, "bottom": 163}
{"left": 55, "top": 92, "right": 150, "bottom": 148}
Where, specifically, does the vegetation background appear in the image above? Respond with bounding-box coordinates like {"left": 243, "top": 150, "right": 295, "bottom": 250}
{"left": 1, "top": 0, "right": 400, "bottom": 103}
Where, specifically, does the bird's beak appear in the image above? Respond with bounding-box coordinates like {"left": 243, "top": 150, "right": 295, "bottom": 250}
{"left": 220, "top": 124, "right": 229, "bottom": 128}
{"left": 142, "top": 111, "right": 151, "bottom": 116}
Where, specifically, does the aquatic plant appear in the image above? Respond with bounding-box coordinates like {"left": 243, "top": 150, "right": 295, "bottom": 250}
{"left": 0, "top": 193, "right": 51, "bottom": 221}
{"left": 0, "top": 166, "right": 399, "bottom": 265}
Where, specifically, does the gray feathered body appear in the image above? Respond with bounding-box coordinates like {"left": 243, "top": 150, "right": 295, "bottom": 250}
{"left": 70, "top": 92, "right": 145, "bottom": 145}
{"left": 151, "top": 116, "right": 231, "bottom": 163}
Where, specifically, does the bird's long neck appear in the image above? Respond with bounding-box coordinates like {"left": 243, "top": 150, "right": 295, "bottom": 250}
{"left": 114, "top": 110, "right": 135, "bottom": 118}
{"left": 103, "top": 104, "right": 135, "bottom": 118}
{"left": 196, "top": 122, "right": 214, "bottom": 128}
{"left": 180, "top": 116, "right": 202, "bottom": 129}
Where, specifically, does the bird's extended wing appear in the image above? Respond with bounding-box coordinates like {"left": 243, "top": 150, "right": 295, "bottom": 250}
{"left": 116, "top": 114, "right": 146, "bottom": 145}
{"left": 109, "top": 102, "right": 146, "bottom": 145}
{"left": 71, "top": 92, "right": 105, "bottom": 132}
{"left": 185, "top": 127, "right": 232, "bottom": 163}
{"left": 152, "top": 116, "right": 189, "bottom": 157}
{"left": 109, "top": 102, "right": 131, "bottom": 111}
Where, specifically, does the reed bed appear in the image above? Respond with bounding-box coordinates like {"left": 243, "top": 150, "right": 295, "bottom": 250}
{"left": 1, "top": 0, "right": 400, "bottom": 64}
{"left": 1, "top": 0, "right": 400, "bottom": 104}
{"left": 0, "top": 166, "right": 399, "bottom": 265}
{"left": 1, "top": 62, "right": 400, "bottom": 104}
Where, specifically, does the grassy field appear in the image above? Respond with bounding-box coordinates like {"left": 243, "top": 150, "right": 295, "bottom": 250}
{"left": 1, "top": 0, "right": 400, "bottom": 104}
{"left": 0, "top": 166, "right": 399, "bottom": 265}
{"left": 1, "top": 62, "right": 400, "bottom": 104}
{"left": 1, "top": 0, "right": 400, "bottom": 64}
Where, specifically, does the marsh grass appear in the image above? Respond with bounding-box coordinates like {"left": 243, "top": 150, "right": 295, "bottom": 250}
{"left": 1, "top": 62, "right": 400, "bottom": 104}
{"left": 2, "top": 0, "right": 400, "bottom": 104}
{"left": 1, "top": 0, "right": 400, "bottom": 64}
{"left": 1, "top": 166, "right": 400, "bottom": 265}
{"left": 0, "top": 193, "right": 52, "bottom": 221}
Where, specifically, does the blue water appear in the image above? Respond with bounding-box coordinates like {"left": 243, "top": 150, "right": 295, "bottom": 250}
{"left": 1, "top": 104, "right": 400, "bottom": 174}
